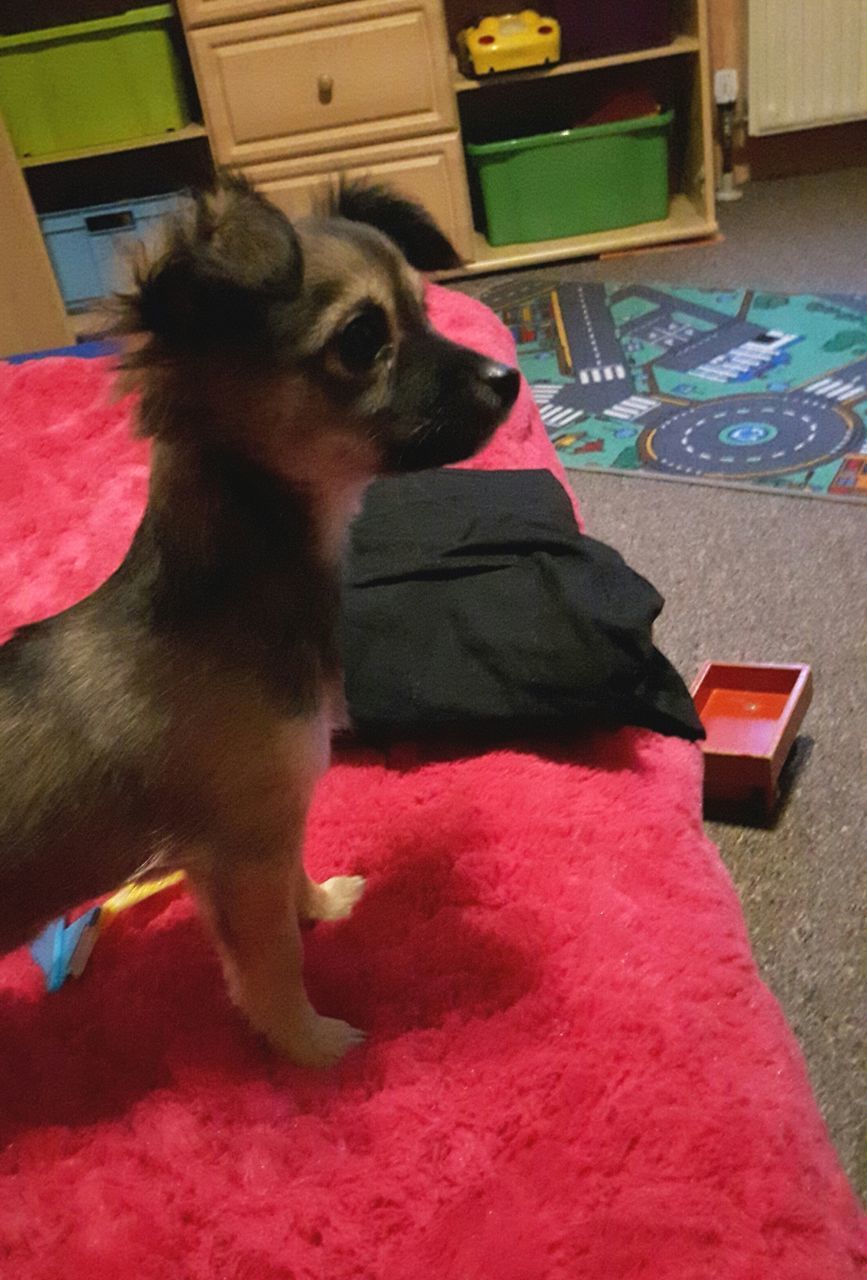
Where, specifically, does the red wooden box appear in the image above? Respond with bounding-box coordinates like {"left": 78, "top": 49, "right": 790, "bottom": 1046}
{"left": 690, "top": 662, "right": 813, "bottom": 818}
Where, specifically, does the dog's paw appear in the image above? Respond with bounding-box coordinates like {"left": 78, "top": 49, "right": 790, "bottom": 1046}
{"left": 306, "top": 874, "right": 366, "bottom": 923}
{"left": 319, "top": 874, "right": 366, "bottom": 920}
{"left": 271, "top": 1014, "right": 365, "bottom": 1068}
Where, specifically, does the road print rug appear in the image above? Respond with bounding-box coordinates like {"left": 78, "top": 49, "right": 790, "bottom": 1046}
{"left": 478, "top": 279, "right": 867, "bottom": 502}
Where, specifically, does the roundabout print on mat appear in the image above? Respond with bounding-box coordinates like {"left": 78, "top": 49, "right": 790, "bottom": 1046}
{"left": 480, "top": 280, "right": 867, "bottom": 500}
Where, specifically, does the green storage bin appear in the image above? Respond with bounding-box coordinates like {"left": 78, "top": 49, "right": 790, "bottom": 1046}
{"left": 465, "top": 110, "right": 673, "bottom": 246}
{"left": 0, "top": 5, "right": 189, "bottom": 159}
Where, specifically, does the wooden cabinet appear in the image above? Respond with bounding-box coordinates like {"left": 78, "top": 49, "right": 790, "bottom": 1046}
{"left": 2, "top": 0, "right": 717, "bottom": 347}
{"left": 187, "top": 0, "right": 455, "bottom": 166}
{"left": 179, "top": 0, "right": 334, "bottom": 28}
{"left": 0, "top": 117, "right": 72, "bottom": 358}
{"left": 242, "top": 167, "right": 333, "bottom": 220}
{"left": 340, "top": 134, "right": 473, "bottom": 257}
{"left": 180, "top": 0, "right": 718, "bottom": 276}
{"left": 245, "top": 132, "right": 474, "bottom": 256}
{"left": 184, "top": 0, "right": 476, "bottom": 257}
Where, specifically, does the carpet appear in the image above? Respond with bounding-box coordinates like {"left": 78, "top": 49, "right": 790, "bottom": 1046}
{"left": 478, "top": 277, "right": 867, "bottom": 501}
{"left": 0, "top": 286, "right": 864, "bottom": 1279}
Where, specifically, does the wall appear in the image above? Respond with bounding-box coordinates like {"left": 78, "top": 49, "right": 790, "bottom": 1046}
{"left": 706, "top": 0, "right": 749, "bottom": 180}
{"left": 707, "top": 0, "right": 747, "bottom": 81}
{"left": 712, "top": 0, "right": 867, "bottom": 179}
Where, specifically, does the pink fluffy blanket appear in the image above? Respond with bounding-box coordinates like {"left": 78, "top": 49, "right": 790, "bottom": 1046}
{"left": 0, "top": 286, "right": 863, "bottom": 1279}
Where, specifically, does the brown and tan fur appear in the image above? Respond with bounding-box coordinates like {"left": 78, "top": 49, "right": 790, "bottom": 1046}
{"left": 0, "top": 176, "right": 518, "bottom": 1066}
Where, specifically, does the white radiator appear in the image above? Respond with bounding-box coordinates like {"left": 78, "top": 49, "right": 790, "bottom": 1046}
{"left": 748, "top": 0, "right": 867, "bottom": 134}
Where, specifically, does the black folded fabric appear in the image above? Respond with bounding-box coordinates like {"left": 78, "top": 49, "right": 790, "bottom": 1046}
{"left": 341, "top": 469, "right": 704, "bottom": 743}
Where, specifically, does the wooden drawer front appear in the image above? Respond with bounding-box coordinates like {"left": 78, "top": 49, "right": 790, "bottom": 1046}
{"left": 250, "top": 169, "right": 333, "bottom": 221}
{"left": 179, "top": 0, "right": 334, "bottom": 28}
{"left": 341, "top": 140, "right": 473, "bottom": 261}
{"left": 189, "top": 0, "right": 455, "bottom": 166}
{"left": 245, "top": 133, "right": 474, "bottom": 260}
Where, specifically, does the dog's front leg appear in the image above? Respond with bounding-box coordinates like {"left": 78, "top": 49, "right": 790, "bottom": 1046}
{"left": 190, "top": 849, "right": 363, "bottom": 1067}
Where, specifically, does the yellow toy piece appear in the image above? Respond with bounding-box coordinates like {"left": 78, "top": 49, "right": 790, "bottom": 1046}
{"left": 67, "top": 871, "right": 186, "bottom": 978}
{"left": 99, "top": 870, "right": 186, "bottom": 923}
{"left": 457, "top": 11, "right": 561, "bottom": 77}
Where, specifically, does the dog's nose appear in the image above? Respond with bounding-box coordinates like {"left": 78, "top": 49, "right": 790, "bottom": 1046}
{"left": 479, "top": 360, "right": 520, "bottom": 409}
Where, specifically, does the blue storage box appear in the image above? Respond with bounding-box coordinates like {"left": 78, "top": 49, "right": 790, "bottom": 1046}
{"left": 39, "top": 191, "right": 186, "bottom": 312}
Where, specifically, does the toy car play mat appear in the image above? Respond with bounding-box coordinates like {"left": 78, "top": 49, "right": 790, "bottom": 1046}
{"left": 478, "top": 280, "right": 867, "bottom": 502}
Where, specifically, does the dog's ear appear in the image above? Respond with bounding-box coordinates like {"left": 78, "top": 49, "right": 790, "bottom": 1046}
{"left": 118, "top": 174, "right": 303, "bottom": 352}
{"left": 336, "top": 181, "right": 462, "bottom": 271}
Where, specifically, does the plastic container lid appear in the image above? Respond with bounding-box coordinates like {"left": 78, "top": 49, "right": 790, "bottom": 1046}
{"left": 0, "top": 6, "right": 174, "bottom": 50}
{"left": 465, "top": 109, "right": 673, "bottom": 159}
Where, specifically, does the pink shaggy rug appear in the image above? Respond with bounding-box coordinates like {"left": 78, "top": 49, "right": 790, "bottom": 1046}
{"left": 0, "top": 287, "right": 863, "bottom": 1279}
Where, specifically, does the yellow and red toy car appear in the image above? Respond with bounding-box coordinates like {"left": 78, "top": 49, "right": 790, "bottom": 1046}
{"left": 457, "top": 11, "right": 561, "bottom": 76}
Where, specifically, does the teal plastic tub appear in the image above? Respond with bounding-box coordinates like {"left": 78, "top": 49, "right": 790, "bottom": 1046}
{"left": 0, "top": 6, "right": 189, "bottom": 159}
{"left": 465, "top": 110, "right": 673, "bottom": 246}
{"left": 39, "top": 191, "right": 185, "bottom": 312}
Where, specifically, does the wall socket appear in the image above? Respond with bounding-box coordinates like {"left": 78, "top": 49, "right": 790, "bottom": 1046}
{"left": 714, "top": 68, "right": 739, "bottom": 106}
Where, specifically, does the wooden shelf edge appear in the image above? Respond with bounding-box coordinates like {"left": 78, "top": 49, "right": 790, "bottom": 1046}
{"left": 438, "top": 196, "right": 717, "bottom": 278}
{"left": 67, "top": 310, "right": 110, "bottom": 341}
{"left": 20, "top": 123, "right": 209, "bottom": 169}
{"left": 453, "top": 33, "right": 701, "bottom": 92}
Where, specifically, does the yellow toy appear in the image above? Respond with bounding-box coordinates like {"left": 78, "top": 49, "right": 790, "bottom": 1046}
{"left": 69, "top": 871, "right": 186, "bottom": 977}
{"left": 99, "top": 871, "right": 186, "bottom": 924}
{"left": 457, "top": 11, "right": 561, "bottom": 77}
{"left": 31, "top": 871, "right": 186, "bottom": 990}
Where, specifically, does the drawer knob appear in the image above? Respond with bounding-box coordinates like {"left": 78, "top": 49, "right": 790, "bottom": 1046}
{"left": 318, "top": 74, "right": 334, "bottom": 105}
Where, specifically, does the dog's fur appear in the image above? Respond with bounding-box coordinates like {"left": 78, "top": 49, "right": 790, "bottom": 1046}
{"left": 0, "top": 176, "right": 518, "bottom": 1066}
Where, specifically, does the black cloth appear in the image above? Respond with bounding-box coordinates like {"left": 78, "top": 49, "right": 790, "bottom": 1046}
{"left": 341, "top": 469, "right": 704, "bottom": 743}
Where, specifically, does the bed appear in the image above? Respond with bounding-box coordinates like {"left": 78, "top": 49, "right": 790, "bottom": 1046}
{"left": 0, "top": 285, "right": 863, "bottom": 1279}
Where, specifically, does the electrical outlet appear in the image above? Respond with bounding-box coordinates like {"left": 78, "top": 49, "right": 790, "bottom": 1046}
{"left": 714, "top": 68, "right": 739, "bottom": 106}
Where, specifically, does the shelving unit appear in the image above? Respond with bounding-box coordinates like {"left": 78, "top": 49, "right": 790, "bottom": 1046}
{"left": 452, "top": 33, "right": 701, "bottom": 93}
{"left": 0, "top": 4, "right": 212, "bottom": 352}
{"left": 447, "top": 0, "right": 717, "bottom": 275}
{"left": 1, "top": 0, "right": 718, "bottom": 356}
{"left": 26, "top": 116, "right": 215, "bottom": 344}
{"left": 461, "top": 192, "right": 711, "bottom": 275}
{"left": 174, "top": 0, "right": 716, "bottom": 279}
{"left": 19, "top": 122, "right": 209, "bottom": 169}
{"left": 0, "top": 113, "right": 72, "bottom": 356}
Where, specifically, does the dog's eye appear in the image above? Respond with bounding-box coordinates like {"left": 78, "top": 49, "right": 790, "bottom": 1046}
{"left": 337, "top": 307, "right": 390, "bottom": 373}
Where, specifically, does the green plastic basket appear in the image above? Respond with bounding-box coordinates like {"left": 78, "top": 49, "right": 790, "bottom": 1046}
{"left": 0, "top": 5, "right": 189, "bottom": 159}
{"left": 465, "top": 110, "right": 674, "bottom": 246}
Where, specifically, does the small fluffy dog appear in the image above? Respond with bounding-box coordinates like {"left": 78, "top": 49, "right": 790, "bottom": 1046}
{"left": 0, "top": 177, "right": 518, "bottom": 1066}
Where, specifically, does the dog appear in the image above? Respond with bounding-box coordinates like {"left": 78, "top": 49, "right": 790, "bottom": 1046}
{"left": 0, "top": 176, "right": 519, "bottom": 1066}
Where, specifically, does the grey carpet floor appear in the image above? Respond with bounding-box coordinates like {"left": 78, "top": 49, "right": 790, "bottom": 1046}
{"left": 454, "top": 167, "right": 867, "bottom": 1193}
